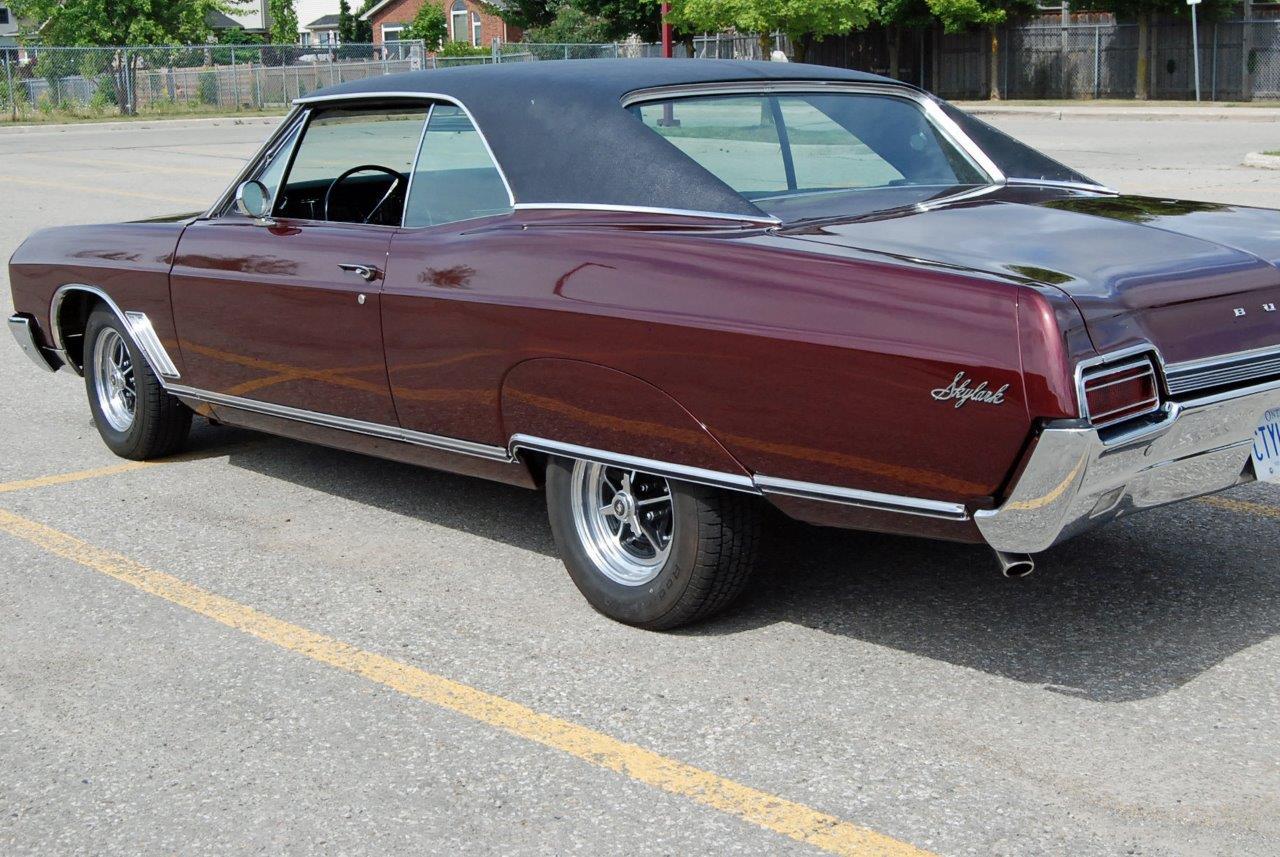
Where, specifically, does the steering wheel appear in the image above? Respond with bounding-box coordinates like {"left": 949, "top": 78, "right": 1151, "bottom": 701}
{"left": 323, "top": 164, "right": 407, "bottom": 224}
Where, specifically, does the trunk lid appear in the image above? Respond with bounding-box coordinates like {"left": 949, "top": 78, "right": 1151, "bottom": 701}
{"left": 786, "top": 188, "right": 1280, "bottom": 368}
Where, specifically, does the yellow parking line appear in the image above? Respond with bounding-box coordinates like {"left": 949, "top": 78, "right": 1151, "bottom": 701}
{"left": 0, "top": 506, "right": 931, "bottom": 857}
{"left": 1198, "top": 495, "right": 1280, "bottom": 520}
{"left": 0, "top": 461, "right": 156, "bottom": 494}
{"left": 0, "top": 174, "right": 204, "bottom": 206}
{"left": 0, "top": 442, "right": 266, "bottom": 495}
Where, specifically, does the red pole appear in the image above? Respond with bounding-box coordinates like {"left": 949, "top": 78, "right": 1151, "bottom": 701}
{"left": 661, "top": 3, "right": 673, "bottom": 58}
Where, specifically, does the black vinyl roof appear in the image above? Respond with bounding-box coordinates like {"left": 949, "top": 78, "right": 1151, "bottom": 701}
{"left": 300, "top": 60, "right": 911, "bottom": 218}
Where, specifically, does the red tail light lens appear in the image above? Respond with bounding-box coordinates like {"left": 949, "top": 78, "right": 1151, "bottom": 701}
{"left": 1082, "top": 359, "right": 1161, "bottom": 428}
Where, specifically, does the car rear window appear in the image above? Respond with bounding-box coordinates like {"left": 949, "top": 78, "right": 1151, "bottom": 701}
{"left": 633, "top": 92, "right": 990, "bottom": 218}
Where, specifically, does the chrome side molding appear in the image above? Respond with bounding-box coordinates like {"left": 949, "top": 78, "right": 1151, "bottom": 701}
{"left": 166, "top": 384, "right": 513, "bottom": 462}
{"left": 508, "top": 434, "right": 759, "bottom": 492}
{"left": 124, "top": 311, "right": 181, "bottom": 380}
{"left": 49, "top": 284, "right": 182, "bottom": 381}
{"left": 752, "top": 474, "right": 970, "bottom": 521}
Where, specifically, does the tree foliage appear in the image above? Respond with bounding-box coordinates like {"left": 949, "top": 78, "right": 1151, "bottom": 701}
{"left": 525, "top": 2, "right": 612, "bottom": 43}
{"left": 9, "top": 0, "right": 242, "bottom": 45}
{"left": 268, "top": 0, "right": 299, "bottom": 44}
{"left": 481, "top": 0, "right": 558, "bottom": 30}
{"left": 664, "top": 0, "right": 876, "bottom": 59}
{"left": 924, "top": 0, "right": 1034, "bottom": 33}
{"left": 404, "top": 2, "right": 449, "bottom": 46}
{"left": 576, "top": 0, "right": 660, "bottom": 42}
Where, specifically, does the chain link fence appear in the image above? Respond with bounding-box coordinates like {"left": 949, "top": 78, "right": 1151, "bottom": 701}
{"left": 0, "top": 42, "right": 426, "bottom": 121}
{"left": 6, "top": 23, "right": 1280, "bottom": 121}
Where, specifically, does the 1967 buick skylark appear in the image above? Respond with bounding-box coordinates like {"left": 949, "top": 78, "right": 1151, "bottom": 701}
{"left": 8, "top": 61, "right": 1280, "bottom": 628}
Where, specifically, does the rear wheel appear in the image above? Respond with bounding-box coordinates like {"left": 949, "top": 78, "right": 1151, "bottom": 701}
{"left": 83, "top": 307, "right": 191, "bottom": 460}
{"left": 546, "top": 456, "right": 761, "bottom": 629}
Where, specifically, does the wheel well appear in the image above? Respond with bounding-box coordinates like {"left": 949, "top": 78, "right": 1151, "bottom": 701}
{"left": 53, "top": 290, "right": 105, "bottom": 372}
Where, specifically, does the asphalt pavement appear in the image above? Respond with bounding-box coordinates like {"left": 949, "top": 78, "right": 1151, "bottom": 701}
{"left": 1, "top": 108, "right": 1278, "bottom": 856}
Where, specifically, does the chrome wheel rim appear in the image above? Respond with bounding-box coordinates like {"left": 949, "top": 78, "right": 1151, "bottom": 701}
{"left": 570, "top": 460, "right": 675, "bottom": 586}
{"left": 92, "top": 328, "right": 136, "bottom": 432}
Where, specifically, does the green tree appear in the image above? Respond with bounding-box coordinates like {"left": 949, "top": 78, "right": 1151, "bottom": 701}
{"left": 10, "top": 0, "right": 243, "bottom": 113}
{"left": 577, "top": 0, "right": 660, "bottom": 41}
{"left": 404, "top": 2, "right": 449, "bottom": 47}
{"left": 1073, "top": 0, "right": 1233, "bottom": 100}
{"left": 268, "top": 0, "right": 299, "bottom": 44}
{"left": 338, "top": 0, "right": 357, "bottom": 42}
{"left": 925, "top": 0, "right": 1035, "bottom": 99}
{"left": 525, "top": 2, "right": 611, "bottom": 42}
{"left": 481, "top": 0, "right": 558, "bottom": 30}
{"left": 875, "top": 0, "right": 931, "bottom": 79}
{"left": 664, "top": 0, "right": 875, "bottom": 63}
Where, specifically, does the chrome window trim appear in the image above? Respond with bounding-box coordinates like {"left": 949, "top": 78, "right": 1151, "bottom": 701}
{"left": 400, "top": 102, "right": 435, "bottom": 228}
{"left": 48, "top": 284, "right": 182, "bottom": 380}
{"left": 752, "top": 474, "right": 970, "bottom": 521}
{"left": 1004, "top": 177, "right": 1118, "bottom": 195}
{"left": 508, "top": 434, "right": 759, "bottom": 493}
{"left": 620, "top": 81, "right": 1007, "bottom": 185}
{"left": 205, "top": 107, "right": 308, "bottom": 220}
{"left": 292, "top": 91, "right": 517, "bottom": 209}
{"left": 512, "top": 202, "right": 780, "bottom": 226}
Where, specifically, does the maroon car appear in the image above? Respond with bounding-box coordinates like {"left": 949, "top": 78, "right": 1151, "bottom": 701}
{"left": 8, "top": 60, "right": 1280, "bottom": 628}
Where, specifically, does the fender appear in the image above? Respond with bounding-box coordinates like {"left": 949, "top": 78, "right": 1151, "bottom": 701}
{"left": 500, "top": 359, "right": 755, "bottom": 491}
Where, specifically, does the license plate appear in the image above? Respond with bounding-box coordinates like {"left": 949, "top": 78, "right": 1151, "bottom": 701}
{"left": 1254, "top": 407, "right": 1280, "bottom": 484}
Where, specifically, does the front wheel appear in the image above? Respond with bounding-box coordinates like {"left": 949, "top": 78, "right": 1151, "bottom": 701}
{"left": 83, "top": 307, "right": 191, "bottom": 460}
{"left": 546, "top": 457, "right": 761, "bottom": 629}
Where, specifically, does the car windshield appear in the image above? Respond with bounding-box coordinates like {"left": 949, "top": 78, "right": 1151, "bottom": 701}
{"left": 633, "top": 92, "right": 992, "bottom": 221}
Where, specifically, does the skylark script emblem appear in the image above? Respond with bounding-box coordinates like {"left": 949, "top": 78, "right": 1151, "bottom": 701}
{"left": 931, "top": 372, "right": 1009, "bottom": 408}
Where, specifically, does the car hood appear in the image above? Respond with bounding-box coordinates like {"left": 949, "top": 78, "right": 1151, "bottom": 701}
{"left": 785, "top": 187, "right": 1280, "bottom": 366}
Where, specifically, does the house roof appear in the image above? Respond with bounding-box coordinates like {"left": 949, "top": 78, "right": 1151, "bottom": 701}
{"left": 298, "top": 59, "right": 902, "bottom": 218}
{"left": 306, "top": 14, "right": 341, "bottom": 29}
{"left": 360, "top": 0, "right": 508, "bottom": 22}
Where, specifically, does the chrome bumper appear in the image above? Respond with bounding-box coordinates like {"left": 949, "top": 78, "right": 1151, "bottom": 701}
{"left": 7, "top": 314, "right": 63, "bottom": 373}
{"left": 976, "top": 378, "right": 1280, "bottom": 553}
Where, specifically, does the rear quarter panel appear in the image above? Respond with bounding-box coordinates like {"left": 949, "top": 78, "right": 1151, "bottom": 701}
{"left": 382, "top": 214, "right": 1035, "bottom": 508}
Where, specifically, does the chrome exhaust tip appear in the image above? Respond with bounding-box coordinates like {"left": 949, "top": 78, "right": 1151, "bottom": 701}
{"left": 994, "top": 550, "right": 1035, "bottom": 578}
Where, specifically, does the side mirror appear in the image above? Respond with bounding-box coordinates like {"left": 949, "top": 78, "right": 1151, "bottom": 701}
{"left": 234, "top": 180, "right": 273, "bottom": 224}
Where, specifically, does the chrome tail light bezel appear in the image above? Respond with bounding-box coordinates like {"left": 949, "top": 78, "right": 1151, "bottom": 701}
{"left": 1075, "top": 347, "right": 1166, "bottom": 429}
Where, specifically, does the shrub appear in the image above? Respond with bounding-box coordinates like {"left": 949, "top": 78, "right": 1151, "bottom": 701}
{"left": 198, "top": 71, "right": 219, "bottom": 106}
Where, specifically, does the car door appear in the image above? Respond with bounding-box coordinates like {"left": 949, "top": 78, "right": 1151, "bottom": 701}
{"left": 380, "top": 103, "right": 516, "bottom": 443}
{"left": 170, "top": 104, "right": 430, "bottom": 426}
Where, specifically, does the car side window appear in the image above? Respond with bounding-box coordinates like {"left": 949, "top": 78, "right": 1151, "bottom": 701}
{"left": 254, "top": 121, "right": 302, "bottom": 205}
{"left": 403, "top": 104, "right": 512, "bottom": 228}
{"left": 275, "top": 106, "right": 429, "bottom": 225}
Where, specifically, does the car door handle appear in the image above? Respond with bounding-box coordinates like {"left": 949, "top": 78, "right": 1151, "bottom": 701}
{"left": 338, "top": 263, "right": 379, "bottom": 282}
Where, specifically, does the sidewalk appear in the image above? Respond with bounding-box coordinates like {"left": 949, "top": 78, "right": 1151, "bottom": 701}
{"left": 953, "top": 101, "right": 1280, "bottom": 122}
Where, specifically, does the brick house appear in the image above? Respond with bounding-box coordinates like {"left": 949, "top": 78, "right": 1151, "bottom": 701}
{"left": 362, "top": 0, "right": 521, "bottom": 49}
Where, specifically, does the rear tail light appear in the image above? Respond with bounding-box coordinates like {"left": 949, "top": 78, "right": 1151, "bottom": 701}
{"left": 1081, "top": 358, "right": 1161, "bottom": 428}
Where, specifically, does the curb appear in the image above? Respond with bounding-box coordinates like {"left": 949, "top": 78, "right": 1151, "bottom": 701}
{"left": 1243, "top": 152, "right": 1280, "bottom": 170}
{"left": 957, "top": 104, "right": 1280, "bottom": 123}
{"left": 0, "top": 113, "right": 287, "bottom": 135}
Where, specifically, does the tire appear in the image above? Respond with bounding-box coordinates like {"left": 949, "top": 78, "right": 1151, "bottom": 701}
{"left": 83, "top": 306, "right": 191, "bottom": 460}
{"left": 546, "top": 456, "right": 762, "bottom": 629}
